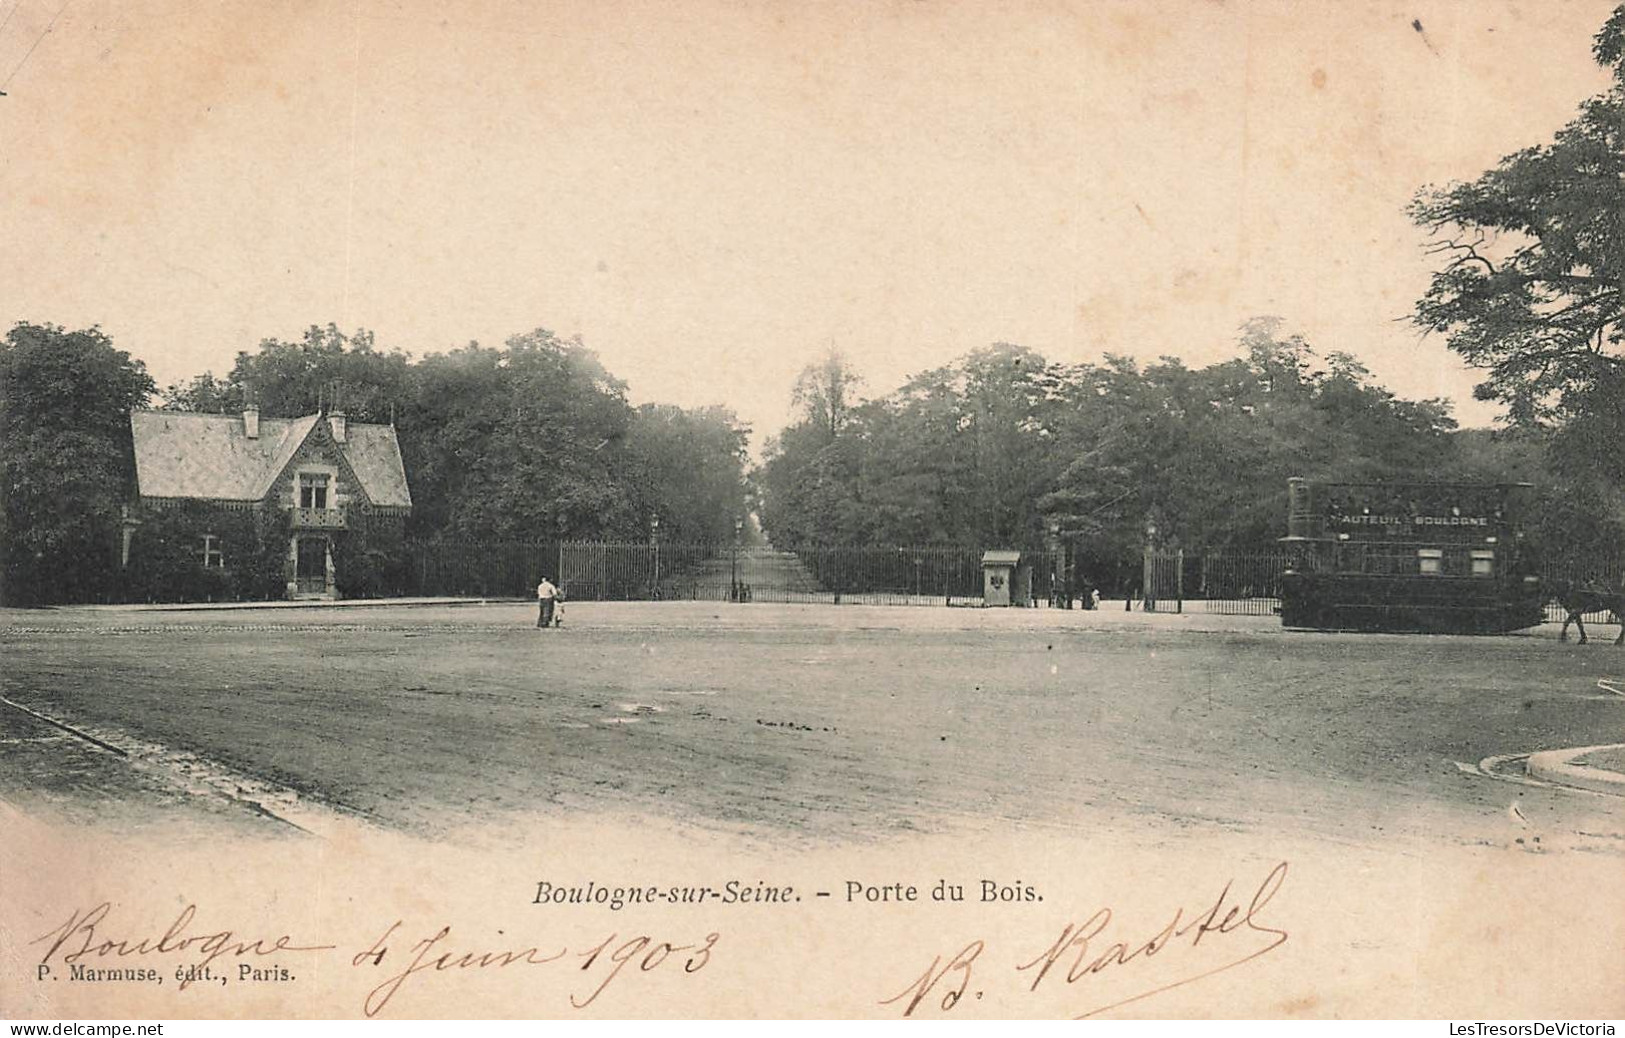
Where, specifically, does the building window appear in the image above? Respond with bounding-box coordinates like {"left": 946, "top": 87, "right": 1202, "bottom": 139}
{"left": 299, "top": 473, "right": 330, "bottom": 509}
{"left": 200, "top": 534, "right": 224, "bottom": 568}
{"left": 1470, "top": 550, "right": 1494, "bottom": 577}
{"left": 1417, "top": 549, "right": 1443, "bottom": 576}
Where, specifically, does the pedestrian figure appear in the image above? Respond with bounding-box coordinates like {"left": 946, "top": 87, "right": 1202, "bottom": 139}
{"left": 536, "top": 576, "right": 559, "bottom": 628}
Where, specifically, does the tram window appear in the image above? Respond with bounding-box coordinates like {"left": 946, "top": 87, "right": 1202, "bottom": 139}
{"left": 1470, "top": 550, "right": 1494, "bottom": 577}
{"left": 1417, "top": 549, "right": 1443, "bottom": 575}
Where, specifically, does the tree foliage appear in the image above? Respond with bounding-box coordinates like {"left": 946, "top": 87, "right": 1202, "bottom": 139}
{"left": 1409, "top": 7, "right": 1625, "bottom": 425}
{"left": 757, "top": 322, "right": 1467, "bottom": 583}
{"left": 121, "top": 505, "right": 290, "bottom": 603}
{"left": 625, "top": 403, "right": 751, "bottom": 545}
{"left": 1407, "top": 5, "right": 1625, "bottom": 566}
{"left": 791, "top": 348, "right": 864, "bottom": 440}
{"left": 0, "top": 323, "right": 155, "bottom": 605}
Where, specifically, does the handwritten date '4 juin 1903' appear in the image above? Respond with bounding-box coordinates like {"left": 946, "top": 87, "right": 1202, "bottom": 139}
{"left": 30, "top": 861, "right": 1285, "bottom": 1018}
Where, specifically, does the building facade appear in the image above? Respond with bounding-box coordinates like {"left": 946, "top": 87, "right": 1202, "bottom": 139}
{"left": 127, "top": 406, "right": 412, "bottom": 600}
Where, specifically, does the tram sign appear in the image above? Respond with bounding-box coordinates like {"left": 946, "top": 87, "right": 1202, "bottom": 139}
{"left": 1331, "top": 514, "right": 1491, "bottom": 528}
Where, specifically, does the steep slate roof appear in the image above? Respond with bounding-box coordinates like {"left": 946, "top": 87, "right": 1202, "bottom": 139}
{"left": 130, "top": 410, "right": 413, "bottom": 509}
{"left": 339, "top": 422, "right": 413, "bottom": 509}
{"left": 251, "top": 414, "right": 322, "bottom": 499}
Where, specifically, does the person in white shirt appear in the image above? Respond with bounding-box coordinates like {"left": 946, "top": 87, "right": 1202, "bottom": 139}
{"left": 536, "top": 577, "right": 559, "bottom": 628}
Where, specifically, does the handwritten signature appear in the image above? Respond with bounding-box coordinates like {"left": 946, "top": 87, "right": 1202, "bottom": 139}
{"left": 882, "top": 861, "right": 1289, "bottom": 1018}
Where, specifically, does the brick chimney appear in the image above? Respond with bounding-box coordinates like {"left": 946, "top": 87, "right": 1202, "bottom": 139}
{"left": 328, "top": 409, "right": 347, "bottom": 443}
{"left": 243, "top": 403, "right": 260, "bottom": 439}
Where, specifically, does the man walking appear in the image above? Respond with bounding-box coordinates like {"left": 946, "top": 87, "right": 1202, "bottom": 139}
{"left": 536, "top": 575, "right": 559, "bottom": 628}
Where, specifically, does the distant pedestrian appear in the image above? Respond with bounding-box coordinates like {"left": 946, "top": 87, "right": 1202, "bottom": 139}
{"left": 1090, "top": 587, "right": 1101, "bottom": 610}
{"left": 536, "top": 576, "right": 559, "bottom": 628}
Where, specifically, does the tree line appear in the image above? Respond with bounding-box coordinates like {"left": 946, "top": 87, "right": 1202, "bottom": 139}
{"left": 757, "top": 323, "right": 1474, "bottom": 591}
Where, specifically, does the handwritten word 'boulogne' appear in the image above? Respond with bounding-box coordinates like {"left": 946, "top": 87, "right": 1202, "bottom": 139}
{"left": 882, "top": 861, "right": 1289, "bottom": 1019}
{"left": 31, "top": 903, "right": 335, "bottom": 989}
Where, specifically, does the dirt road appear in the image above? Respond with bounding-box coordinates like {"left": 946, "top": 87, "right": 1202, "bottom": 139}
{"left": 2, "top": 602, "right": 1619, "bottom": 848}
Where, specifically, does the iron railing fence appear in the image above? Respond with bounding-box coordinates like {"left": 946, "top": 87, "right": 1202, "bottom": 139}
{"left": 793, "top": 544, "right": 1062, "bottom": 607}
{"left": 1141, "top": 550, "right": 1287, "bottom": 616}
{"left": 555, "top": 542, "right": 1067, "bottom": 606}
{"left": 558, "top": 541, "right": 727, "bottom": 602}
{"left": 393, "top": 539, "right": 1625, "bottom": 627}
{"left": 402, "top": 540, "right": 562, "bottom": 599}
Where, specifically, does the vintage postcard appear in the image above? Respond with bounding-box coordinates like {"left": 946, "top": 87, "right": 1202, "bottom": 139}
{"left": 2, "top": 0, "right": 1623, "bottom": 1022}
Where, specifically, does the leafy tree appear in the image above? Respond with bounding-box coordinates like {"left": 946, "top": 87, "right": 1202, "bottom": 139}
{"left": 887, "top": 343, "right": 1066, "bottom": 546}
{"left": 756, "top": 422, "right": 862, "bottom": 545}
{"left": 0, "top": 324, "right": 155, "bottom": 605}
{"left": 758, "top": 343, "right": 1069, "bottom": 548}
{"left": 216, "top": 324, "right": 413, "bottom": 423}
{"left": 624, "top": 403, "right": 751, "bottom": 545}
{"left": 403, "top": 329, "right": 642, "bottom": 542}
{"left": 160, "top": 372, "right": 242, "bottom": 413}
{"left": 756, "top": 351, "right": 870, "bottom": 545}
{"left": 791, "top": 348, "right": 864, "bottom": 440}
{"left": 1409, "top": 7, "right": 1625, "bottom": 425}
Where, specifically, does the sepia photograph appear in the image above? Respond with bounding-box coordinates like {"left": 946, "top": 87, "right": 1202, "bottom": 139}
{"left": 1, "top": 0, "right": 1622, "bottom": 1023}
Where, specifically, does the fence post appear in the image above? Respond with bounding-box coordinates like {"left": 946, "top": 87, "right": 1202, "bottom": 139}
{"left": 1141, "top": 546, "right": 1153, "bottom": 613}
{"left": 1176, "top": 548, "right": 1184, "bottom": 613}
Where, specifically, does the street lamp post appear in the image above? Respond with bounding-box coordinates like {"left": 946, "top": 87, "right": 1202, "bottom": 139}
{"left": 1143, "top": 518, "right": 1158, "bottom": 613}
{"left": 731, "top": 516, "right": 743, "bottom": 602}
{"left": 1046, "top": 517, "right": 1063, "bottom": 609}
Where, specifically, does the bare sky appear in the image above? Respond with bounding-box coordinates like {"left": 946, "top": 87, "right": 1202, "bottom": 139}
{"left": 1, "top": 0, "right": 1615, "bottom": 442}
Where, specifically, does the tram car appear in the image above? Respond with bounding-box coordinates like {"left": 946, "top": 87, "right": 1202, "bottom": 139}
{"left": 1278, "top": 478, "right": 1543, "bottom": 633}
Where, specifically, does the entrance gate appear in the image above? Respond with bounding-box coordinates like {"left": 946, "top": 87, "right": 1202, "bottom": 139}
{"left": 1142, "top": 549, "right": 1285, "bottom": 615}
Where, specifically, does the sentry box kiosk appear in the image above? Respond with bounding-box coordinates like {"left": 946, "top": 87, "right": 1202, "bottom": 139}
{"left": 981, "top": 549, "right": 1032, "bottom": 607}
